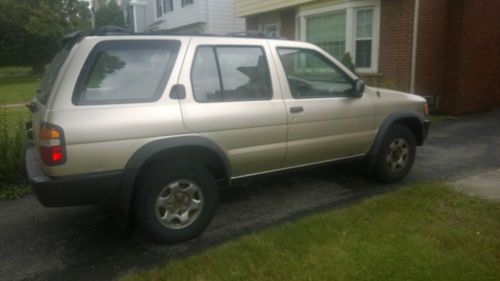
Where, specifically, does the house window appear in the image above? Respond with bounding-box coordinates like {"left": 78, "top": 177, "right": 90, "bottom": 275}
{"left": 299, "top": 1, "right": 380, "bottom": 73}
{"left": 262, "top": 23, "right": 280, "bottom": 37}
{"left": 306, "top": 11, "right": 346, "bottom": 60}
{"left": 163, "top": 0, "right": 173, "bottom": 13}
{"left": 182, "top": 0, "right": 194, "bottom": 7}
{"left": 156, "top": 0, "right": 163, "bottom": 17}
{"left": 355, "top": 9, "right": 373, "bottom": 68}
{"left": 157, "top": 0, "right": 173, "bottom": 17}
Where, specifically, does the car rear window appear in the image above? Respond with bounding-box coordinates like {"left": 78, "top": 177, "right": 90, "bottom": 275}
{"left": 37, "top": 43, "right": 72, "bottom": 105}
{"left": 73, "top": 40, "right": 180, "bottom": 105}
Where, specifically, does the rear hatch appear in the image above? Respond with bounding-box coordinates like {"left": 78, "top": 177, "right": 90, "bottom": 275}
{"left": 27, "top": 32, "right": 82, "bottom": 166}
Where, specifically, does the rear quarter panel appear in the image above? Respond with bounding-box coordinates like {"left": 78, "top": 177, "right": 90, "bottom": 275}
{"left": 40, "top": 36, "right": 192, "bottom": 177}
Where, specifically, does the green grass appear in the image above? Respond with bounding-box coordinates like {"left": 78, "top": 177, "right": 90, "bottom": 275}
{"left": 0, "top": 75, "right": 40, "bottom": 105}
{"left": 0, "top": 66, "right": 32, "bottom": 76}
{"left": 121, "top": 183, "right": 500, "bottom": 281}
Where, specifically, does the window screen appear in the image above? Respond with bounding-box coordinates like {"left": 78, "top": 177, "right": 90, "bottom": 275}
{"left": 73, "top": 40, "right": 180, "bottom": 105}
{"left": 191, "top": 46, "right": 272, "bottom": 102}
{"left": 306, "top": 11, "right": 346, "bottom": 60}
{"left": 355, "top": 9, "right": 374, "bottom": 68}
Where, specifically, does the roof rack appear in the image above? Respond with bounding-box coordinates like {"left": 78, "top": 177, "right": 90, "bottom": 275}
{"left": 226, "top": 31, "right": 278, "bottom": 39}
{"left": 142, "top": 29, "right": 216, "bottom": 36}
{"left": 90, "top": 25, "right": 133, "bottom": 36}
{"left": 60, "top": 27, "right": 288, "bottom": 40}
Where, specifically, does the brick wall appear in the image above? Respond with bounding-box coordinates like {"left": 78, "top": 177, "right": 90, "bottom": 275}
{"left": 366, "top": 0, "right": 414, "bottom": 91}
{"left": 244, "top": 9, "right": 296, "bottom": 39}
{"left": 279, "top": 9, "right": 296, "bottom": 39}
{"left": 246, "top": 16, "right": 259, "bottom": 31}
{"left": 442, "top": 0, "right": 500, "bottom": 114}
{"left": 414, "top": 0, "right": 447, "bottom": 108}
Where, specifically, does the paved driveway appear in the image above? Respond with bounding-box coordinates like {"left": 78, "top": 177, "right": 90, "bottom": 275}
{"left": 1, "top": 110, "right": 499, "bottom": 281}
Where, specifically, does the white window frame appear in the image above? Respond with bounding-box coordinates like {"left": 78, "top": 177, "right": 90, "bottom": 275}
{"left": 155, "top": 0, "right": 164, "bottom": 19}
{"left": 262, "top": 22, "right": 281, "bottom": 37}
{"left": 297, "top": 0, "right": 380, "bottom": 74}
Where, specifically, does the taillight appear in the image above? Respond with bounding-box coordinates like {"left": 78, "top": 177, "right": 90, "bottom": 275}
{"left": 38, "top": 123, "right": 66, "bottom": 166}
{"left": 424, "top": 103, "right": 430, "bottom": 117}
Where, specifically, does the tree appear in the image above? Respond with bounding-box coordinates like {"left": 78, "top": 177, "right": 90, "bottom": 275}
{"left": 95, "top": 0, "right": 124, "bottom": 28}
{"left": 0, "top": 0, "right": 92, "bottom": 73}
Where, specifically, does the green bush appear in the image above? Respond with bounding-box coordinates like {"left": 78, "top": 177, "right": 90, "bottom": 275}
{"left": 0, "top": 107, "right": 29, "bottom": 198}
{"left": 341, "top": 52, "right": 356, "bottom": 74}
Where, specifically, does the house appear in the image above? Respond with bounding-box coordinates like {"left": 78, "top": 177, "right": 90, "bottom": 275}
{"left": 124, "top": 0, "right": 245, "bottom": 35}
{"left": 235, "top": 0, "right": 500, "bottom": 115}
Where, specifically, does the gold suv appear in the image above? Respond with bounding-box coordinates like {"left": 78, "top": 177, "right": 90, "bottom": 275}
{"left": 25, "top": 31, "right": 430, "bottom": 243}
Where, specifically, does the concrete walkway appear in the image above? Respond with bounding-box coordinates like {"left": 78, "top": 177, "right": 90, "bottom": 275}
{"left": 450, "top": 168, "right": 500, "bottom": 201}
{"left": 0, "top": 103, "right": 25, "bottom": 109}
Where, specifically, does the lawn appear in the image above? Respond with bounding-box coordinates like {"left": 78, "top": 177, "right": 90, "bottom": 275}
{"left": 0, "top": 75, "right": 40, "bottom": 105}
{"left": 121, "top": 183, "right": 500, "bottom": 281}
{"left": 0, "top": 66, "right": 32, "bottom": 76}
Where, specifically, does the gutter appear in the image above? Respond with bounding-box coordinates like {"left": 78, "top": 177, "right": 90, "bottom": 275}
{"left": 410, "top": 0, "right": 420, "bottom": 93}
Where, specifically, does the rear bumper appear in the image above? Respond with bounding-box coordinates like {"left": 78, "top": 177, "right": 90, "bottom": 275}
{"left": 25, "top": 142, "right": 122, "bottom": 207}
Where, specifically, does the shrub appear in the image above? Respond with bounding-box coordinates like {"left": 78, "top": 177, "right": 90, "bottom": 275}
{"left": 341, "top": 52, "right": 357, "bottom": 74}
{"left": 0, "top": 107, "right": 28, "bottom": 197}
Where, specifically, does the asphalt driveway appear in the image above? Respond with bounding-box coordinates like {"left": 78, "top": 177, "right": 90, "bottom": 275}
{"left": 1, "top": 109, "right": 499, "bottom": 281}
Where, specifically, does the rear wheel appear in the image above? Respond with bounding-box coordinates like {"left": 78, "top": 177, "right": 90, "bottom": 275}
{"left": 373, "top": 124, "right": 416, "bottom": 183}
{"left": 134, "top": 162, "right": 218, "bottom": 243}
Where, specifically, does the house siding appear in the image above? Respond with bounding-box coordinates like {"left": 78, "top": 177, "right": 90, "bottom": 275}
{"left": 207, "top": 0, "right": 246, "bottom": 34}
{"left": 156, "top": 0, "right": 208, "bottom": 31}
{"left": 235, "top": 0, "right": 315, "bottom": 17}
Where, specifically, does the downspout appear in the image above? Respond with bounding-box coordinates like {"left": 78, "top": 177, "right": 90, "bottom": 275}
{"left": 410, "top": 0, "right": 421, "bottom": 93}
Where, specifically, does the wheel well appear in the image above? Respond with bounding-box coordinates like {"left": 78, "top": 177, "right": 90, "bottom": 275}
{"left": 394, "top": 117, "right": 424, "bottom": 145}
{"left": 136, "top": 145, "right": 229, "bottom": 185}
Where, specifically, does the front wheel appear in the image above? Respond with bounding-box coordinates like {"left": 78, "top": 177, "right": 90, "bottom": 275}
{"left": 134, "top": 162, "right": 219, "bottom": 243}
{"left": 373, "top": 124, "right": 416, "bottom": 183}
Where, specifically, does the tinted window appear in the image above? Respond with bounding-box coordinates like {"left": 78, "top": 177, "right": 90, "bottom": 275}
{"left": 191, "top": 46, "right": 272, "bottom": 102}
{"left": 277, "top": 48, "right": 354, "bottom": 99}
{"left": 191, "top": 47, "right": 222, "bottom": 102}
{"left": 37, "top": 43, "right": 72, "bottom": 105}
{"left": 73, "top": 40, "right": 180, "bottom": 105}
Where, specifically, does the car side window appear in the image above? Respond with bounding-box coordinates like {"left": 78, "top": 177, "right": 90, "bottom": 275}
{"left": 73, "top": 40, "right": 180, "bottom": 105}
{"left": 277, "top": 48, "right": 354, "bottom": 99}
{"left": 191, "top": 46, "right": 272, "bottom": 102}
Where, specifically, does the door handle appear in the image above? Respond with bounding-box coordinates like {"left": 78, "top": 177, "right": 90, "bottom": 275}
{"left": 290, "top": 106, "right": 304, "bottom": 114}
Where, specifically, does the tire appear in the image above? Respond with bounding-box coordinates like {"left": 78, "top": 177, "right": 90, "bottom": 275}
{"left": 134, "top": 162, "right": 219, "bottom": 243}
{"left": 373, "top": 124, "right": 416, "bottom": 183}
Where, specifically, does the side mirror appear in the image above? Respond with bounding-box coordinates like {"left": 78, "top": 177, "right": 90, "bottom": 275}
{"left": 353, "top": 79, "right": 365, "bottom": 98}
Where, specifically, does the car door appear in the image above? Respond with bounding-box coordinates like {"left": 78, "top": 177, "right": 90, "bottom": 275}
{"left": 268, "top": 41, "right": 376, "bottom": 168}
{"left": 178, "top": 37, "right": 288, "bottom": 177}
